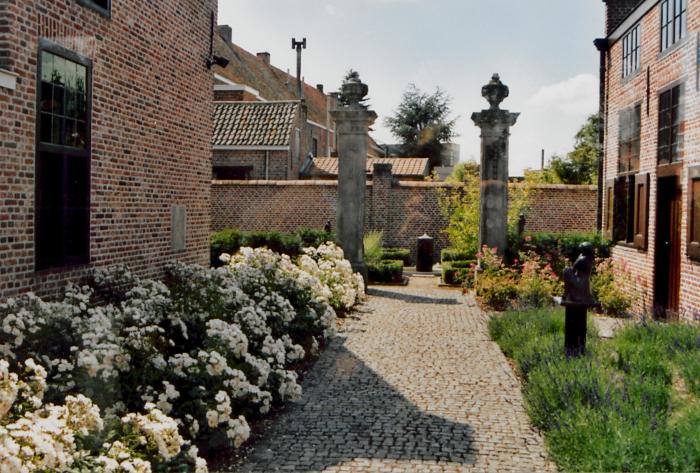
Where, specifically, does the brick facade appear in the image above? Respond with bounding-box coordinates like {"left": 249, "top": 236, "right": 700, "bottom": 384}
{"left": 0, "top": 0, "right": 215, "bottom": 300}
{"left": 211, "top": 171, "right": 597, "bottom": 262}
{"left": 602, "top": 0, "right": 700, "bottom": 319}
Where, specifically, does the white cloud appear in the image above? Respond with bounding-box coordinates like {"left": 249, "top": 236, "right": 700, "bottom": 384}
{"left": 325, "top": 4, "right": 339, "bottom": 16}
{"left": 528, "top": 74, "right": 598, "bottom": 115}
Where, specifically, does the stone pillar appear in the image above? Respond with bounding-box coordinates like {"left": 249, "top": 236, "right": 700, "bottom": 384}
{"left": 471, "top": 74, "right": 519, "bottom": 256}
{"left": 331, "top": 73, "right": 377, "bottom": 279}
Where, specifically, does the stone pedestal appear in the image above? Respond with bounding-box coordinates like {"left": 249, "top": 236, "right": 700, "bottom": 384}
{"left": 331, "top": 74, "right": 377, "bottom": 280}
{"left": 471, "top": 74, "right": 519, "bottom": 256}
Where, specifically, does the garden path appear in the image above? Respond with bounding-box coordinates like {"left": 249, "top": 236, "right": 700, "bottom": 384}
{"left": 232, "top": 277, "right": 554, "bottom": 473}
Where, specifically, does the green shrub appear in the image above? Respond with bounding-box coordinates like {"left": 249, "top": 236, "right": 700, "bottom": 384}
{"left": 441, "top": 248, "right": 474, "bottom": 263}
{"left": 211, "top": 229, "right": 244, "bottom": 266}
{"left": 381, "top": 248, "right": 412, "bottom": 267}
{"left": 591, "top": 258, "right": 633, "bottom": 317}
{"left": 509, "top": 231, "right": 611, "bottom": 276}
{"left": 368, "top": 260, "right": 404, "bottom": 284}
{"left": 297, "top": 227, "right": 334, "bottom": 248}
{"left": 364, "top": 231, "right": 384, "bottom": 265}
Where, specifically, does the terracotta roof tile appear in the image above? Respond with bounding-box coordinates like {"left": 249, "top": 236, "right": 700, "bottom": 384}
{"left": 306, "top": 157, "right": 429, "bottom": 178}
{"left": 213, "top": 101, "right": 299, "bottom": 147}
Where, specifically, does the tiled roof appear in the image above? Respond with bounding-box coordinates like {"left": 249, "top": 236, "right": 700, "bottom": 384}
{"left": 306, "top": 157, "right": 429, "bottom": 178}
{"left": 214, "top": 36, "right": 329, "bottom": 125}
{"left": 213, "top": 101, "right": 299, "bottom": 147}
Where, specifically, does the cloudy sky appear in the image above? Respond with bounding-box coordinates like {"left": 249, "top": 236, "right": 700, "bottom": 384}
{"left": 219, "top": 0, "right": 605, "bottom": 174}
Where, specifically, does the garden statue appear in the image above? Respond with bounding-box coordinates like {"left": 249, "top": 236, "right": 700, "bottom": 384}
{"left": 561, "top": 242, "right": 599, "bottom": 356}
{"left": 324, "top": 221, "right": 332, "bottom": 233}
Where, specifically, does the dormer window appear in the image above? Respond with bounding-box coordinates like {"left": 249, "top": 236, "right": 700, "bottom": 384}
{"left": 622, "top": 24, "right": 640, "bottom": 78}
{"left": 661, "top": 0, "right": 687, "bottom": 51}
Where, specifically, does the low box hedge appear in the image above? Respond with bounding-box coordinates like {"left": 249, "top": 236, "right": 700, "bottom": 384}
{"left": 368, "top": 259, "right": 404, "bottom": 284}
{"left": 441, "top": 260, "right": 473, "bottom": 285}
{"left": 381, "top": 248, "right": 412, "bottom": 267}
{"left": 441, "top": 248, "right": 475, "bottom": 263}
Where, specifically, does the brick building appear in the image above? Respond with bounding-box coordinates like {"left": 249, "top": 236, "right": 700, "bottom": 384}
{"left": 599, "top": 0, "right": 700, "bottom": 318}
{"left": 212, "top": 26, "right": 336, "bottom": 179}
{"left": 0, "top": 0, "right": 216, "bottom": 299}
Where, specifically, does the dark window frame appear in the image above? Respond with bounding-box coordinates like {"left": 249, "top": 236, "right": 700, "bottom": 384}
{"left": 35, "top": 39, "right": 93, "bottom": 271}
{"left": 660, "top": 0, "right": 687, "bottom": 51}
{"left": 622, "top": 23, "right": 641, "bottom": 78}
{"left": 612, "top": 172, "right": 650, "bottom": 251}
{"left": 688, "top": 165, "right": 700, "bottom": 261}
{"left": 658, "top": 83, "right": 685, "bottom": 165}
{"left": 618, "top": 103, "right": 642, "bottom": 173}
{"left": 76, "top": 0, "right": 111, "bottom": 18}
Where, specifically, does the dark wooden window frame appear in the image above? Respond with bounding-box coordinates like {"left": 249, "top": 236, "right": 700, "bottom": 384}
{"left": 661, "top": 0, "right": 687, "bottom": 51}
{"left": 658, "top": 82, "right": 685, "bottom": 165}
{"left": 35, "top": 40, "right": 92, "bottom": 271}
{"left": 611, "top": 171, "right": 650, "bottom": 251}
{"left": 688, "top": 165, "right": 700, "bottom": 261}
{"left": 76, "top": 0, "right": 111, "bottom": 18}
{"left": 622, "top": 23, "right": 641, "bottom": 78}
{"left": 618, "top": 102, "right": 642, "bottom": 173}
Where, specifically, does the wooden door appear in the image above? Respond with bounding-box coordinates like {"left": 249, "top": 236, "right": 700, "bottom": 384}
{"left": 654, "top": 176, "right": 682, "bottom": 318}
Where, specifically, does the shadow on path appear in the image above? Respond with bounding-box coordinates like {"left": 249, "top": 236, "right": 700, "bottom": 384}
{"left": 233, "top": 343, "right": 476, "bottom": 472}
{"left": 367, "top": 288, "right": 461, "bottom": 305}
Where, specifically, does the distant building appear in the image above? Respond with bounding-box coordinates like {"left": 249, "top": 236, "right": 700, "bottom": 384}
{"left": 0, "top": 0, "right": 215, "bottom": 299}
{"left": 212, "top": 26, "right": 336, "bottom": 179}
{"left": 378, "top": 142, "right": 460, "bottom": 167}
{"left": 599, "top": 0, "right": 700, "bottom": 318}
{"left": 303, "top": 157, "right": 430, "bottom": 181}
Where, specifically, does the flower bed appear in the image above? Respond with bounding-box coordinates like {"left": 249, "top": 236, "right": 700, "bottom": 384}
{"left": 0, "top": 243, "right": 363, "bottom": 471}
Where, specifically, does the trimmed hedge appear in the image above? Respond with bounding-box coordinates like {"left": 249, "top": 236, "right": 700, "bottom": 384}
{"left": 441, "top": 248, "right": 475, "bottom": 263}
{"left": 441, "top": 260, "right": 474, "bottom": 285}
{"left": 211, "top": 228, "right": 334, "bottom": 267}
{"left": 381, "top": 248, "right": 412, "bottom": 267}
{"left": 368, "top": 260, "right": 404, "bottom": 284}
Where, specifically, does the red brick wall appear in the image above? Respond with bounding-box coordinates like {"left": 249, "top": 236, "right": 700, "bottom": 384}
{"left": 603, "top": 0, "right": 700, "bottom": 319}
{"left": 0, "top": 0, "right": 215, "bottom": 299}
{"left": 211, "top": 178, "right": 597, "bottom": 262}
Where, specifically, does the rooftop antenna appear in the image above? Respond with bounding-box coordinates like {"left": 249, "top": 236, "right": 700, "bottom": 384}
{"left": 291, "top": 37, "right": 306, "bottom": 99}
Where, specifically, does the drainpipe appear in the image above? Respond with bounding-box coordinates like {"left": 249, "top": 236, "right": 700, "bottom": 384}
{"left": 265, "top": 150, "right": 270, "bottom": 180}
{"left": 594, "top": 38, "right": 609, "bottom": 232}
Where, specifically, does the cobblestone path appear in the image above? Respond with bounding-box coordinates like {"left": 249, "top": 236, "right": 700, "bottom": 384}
{"left": 234, "top": 278, "right": 554, "bottom": 473}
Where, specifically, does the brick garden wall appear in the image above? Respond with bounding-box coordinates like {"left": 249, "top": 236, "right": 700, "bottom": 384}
{"left": 212, "top": 170, "right": 597, "bottom": 261}
{"left": 0, "top": 0, "right": 215, "bottom": 299}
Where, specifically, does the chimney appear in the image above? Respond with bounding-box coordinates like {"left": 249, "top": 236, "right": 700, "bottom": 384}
{"left": 257, "top": 52, "right": 271, "bottom": 65}
{"left": 217, "top": 25, "right": 232, "bottom": 43}
{"left": 316, "top": 84, "right": 324, "bottom": 93}
{"left": 603, "top": 0, "right": 642, "bottom": 35}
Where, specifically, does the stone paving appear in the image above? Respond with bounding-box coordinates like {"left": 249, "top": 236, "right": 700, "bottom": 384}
{"left": 232, "top": 277, "right": 554, "bottom": 473}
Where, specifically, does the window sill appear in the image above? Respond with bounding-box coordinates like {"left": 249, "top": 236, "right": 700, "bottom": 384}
{"left": 75, "top": 0, "right": 111, "bottom": 18}
{"left": 35, "top": 261, "right": 90, "bottom": 276}
{"left": 0, "top": 68, "right": 18, "bottom": 91}
{"left": 657, "top": 35, "right": 690, "bottom": 61}
{"left": 613, "top": 241, "right": 646, "bottom": 252}
{"left": 621, "top": 67, "right": 642, "bottom": 85}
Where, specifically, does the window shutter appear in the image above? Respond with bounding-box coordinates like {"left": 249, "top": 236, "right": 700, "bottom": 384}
{"left": 688, "top": 166, "right": 700, "bottom": 260}
{"left": 604, "top": 179, "right": 615, "bottom": 240}
{"left": 633, "top": 173, "right": 650, "bottom": 250}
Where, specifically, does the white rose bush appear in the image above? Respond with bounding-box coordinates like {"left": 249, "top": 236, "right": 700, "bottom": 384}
{"left": 0, "top": 242, "right": 363, "bottom": 470}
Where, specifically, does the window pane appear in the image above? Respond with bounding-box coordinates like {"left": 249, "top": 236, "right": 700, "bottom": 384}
{"left": 52, "top": 84, "right": 64, "bottom": 115}
{"left": 40, "top": 113, "right": 53, "bottom": 143}
{"left": 36, "top": 152, "right": 65, "bottom": 269}
{"left": 41, "top": 52, "right": 54, "bottom": 82}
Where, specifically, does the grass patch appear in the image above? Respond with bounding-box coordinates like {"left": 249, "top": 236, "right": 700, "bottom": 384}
{"left": 490, "top": 308, "right": 700, "bottom": 472}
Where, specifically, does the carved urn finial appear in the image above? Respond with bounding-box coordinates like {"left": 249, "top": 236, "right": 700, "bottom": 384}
{"left": 340, "top": 70, "right": 369, "bottom": 108}
{"left": 481, "top": 73, "right": 509, "bottom": 110}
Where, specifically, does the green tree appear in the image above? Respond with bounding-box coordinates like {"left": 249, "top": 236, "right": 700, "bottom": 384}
{"left": 550, "top": 114, "right": 600, "bottom": 185}
{"left": 385, "top": 84, "right": 458, "bottom": 170}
